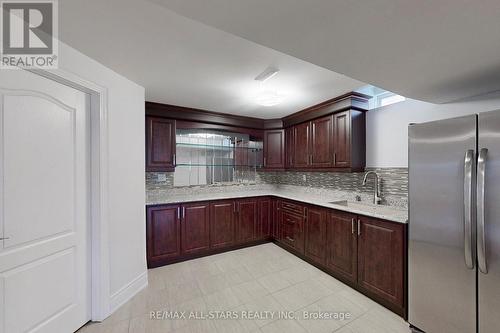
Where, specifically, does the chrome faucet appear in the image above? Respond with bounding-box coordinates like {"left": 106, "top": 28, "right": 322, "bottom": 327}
{"left": 363, "top": 171, "right": 382, "bottom": 205}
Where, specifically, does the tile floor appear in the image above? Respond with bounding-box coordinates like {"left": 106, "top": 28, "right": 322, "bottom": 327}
{"left": 79, "top": 243, "right": 411, "bottom": 333}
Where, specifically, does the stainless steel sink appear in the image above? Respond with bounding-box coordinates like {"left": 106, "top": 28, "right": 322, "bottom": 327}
{"left": 328, "top": 200, "right": 401, "bottom": 214}
{"left": 328, "top": 200, "right": 370, "bottom": 208}
{"left": 329, "top": 200, "right": 350, "bottom": 206}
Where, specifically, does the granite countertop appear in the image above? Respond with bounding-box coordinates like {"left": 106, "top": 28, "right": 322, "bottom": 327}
{"left": 146, "top": 185, "right": 408, "bottom": 224}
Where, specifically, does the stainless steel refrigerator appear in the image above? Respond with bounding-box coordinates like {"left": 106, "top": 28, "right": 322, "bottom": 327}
{"left": 408, "top": 110, "right": 500, "bottom": 333}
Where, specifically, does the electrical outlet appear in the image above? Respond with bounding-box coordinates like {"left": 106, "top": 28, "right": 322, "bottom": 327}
{"left": 157, "top": 173, "right": 167, "bottom": 182}
{"left": 302, "top": 174, "right": 307, "bottom": 182}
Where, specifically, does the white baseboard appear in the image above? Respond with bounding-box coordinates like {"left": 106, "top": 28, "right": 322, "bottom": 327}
{"left": 108, "top": 271, "right": 148, "bottom": 315}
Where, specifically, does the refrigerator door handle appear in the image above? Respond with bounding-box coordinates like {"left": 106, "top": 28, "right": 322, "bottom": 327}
{"left": 477, "top": 148, "right": 488, "bottom": 274}
{"left": 464, "top": 150, "right": 475, "bottom": 269}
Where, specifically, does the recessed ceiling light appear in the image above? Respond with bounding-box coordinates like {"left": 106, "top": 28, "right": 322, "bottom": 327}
{"left": 255, "top": 67, "right": 279, "bottom": 82}
{"left": 255, "top": 90, "right": 285, "bottom": 106}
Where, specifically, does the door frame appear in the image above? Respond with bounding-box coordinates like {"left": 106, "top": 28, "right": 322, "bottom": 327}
{"left": 28, "top": 68, "right": 111, "bottom": 321}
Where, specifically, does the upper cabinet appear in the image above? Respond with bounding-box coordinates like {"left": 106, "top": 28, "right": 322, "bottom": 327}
{"left": 146, "top": 116, "right": 176, "bottom": 171}
{"left": 311, "top": 115, "right": 334, "bottom": 168}
{"left": 283, "top": 110, "right": 365, "bottom": 171}
{"left": 145, "top": 92, "right": 368, "bottom": 173}
{"left": 263, "top": 129, "right": 285, "bottom": 169}
{"left": 293, "top": 122, "right": 310, "bottom": 168}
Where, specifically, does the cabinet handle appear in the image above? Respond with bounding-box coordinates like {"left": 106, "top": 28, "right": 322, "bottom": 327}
{"left": 182, "top": 207, "right": 186, "bottom": 219}
{"left": 357, "top": 219, "right": 361, "bottom": 236}
{"left": 234, "top": 202, "right": 237, "bottom": 213}
{"left": 333, "top": 153, "right": 336, "bottom": 165}
{"left": 0, "top": 237, "right": 9, "bottom": 240}
{"left": 177, "top": 207, "right": 180, "bottom": 220}
{"left": 286, "top": 236, "right": 295, "bottom": 242}
{"left": 173, "top": 153, "right": 176, "bottom": 166}
{"left": 351, "top": 218, "right": 355, "bottom": 234}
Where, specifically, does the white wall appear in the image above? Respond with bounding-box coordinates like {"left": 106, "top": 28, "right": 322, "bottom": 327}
{"left": 57, "top": 43, "right": 146, "bottom": 315}
{"left": 366, "top": 92, "right": 500, "bottom": 167}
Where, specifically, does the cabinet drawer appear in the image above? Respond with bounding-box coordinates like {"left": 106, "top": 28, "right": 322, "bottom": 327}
{"left": 281, "top": 212, "right": 305, "bottom": 254}
{"left": 281, "top": 200, "right": 305, "bottom": 216}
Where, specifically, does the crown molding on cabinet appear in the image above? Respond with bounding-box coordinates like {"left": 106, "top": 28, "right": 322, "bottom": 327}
{"left": 145, "top": 92, "right": 369, "bottom": 130}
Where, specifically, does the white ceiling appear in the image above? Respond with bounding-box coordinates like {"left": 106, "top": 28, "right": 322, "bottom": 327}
{"left": 58, "top": 0, "right": 364, "bottom": 119}
{"left": 153, "top": 0, "right": 500, "bottom": 104}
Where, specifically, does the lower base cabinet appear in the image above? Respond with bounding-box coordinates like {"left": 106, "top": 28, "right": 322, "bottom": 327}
{"left": 210, "top": 200, "right": 235, "bottom": 249}
{"left": 275, "top": 204, "right": 406, "bottom": 317}
{"left": 278, "top": 200, "right": 306, "bottom": 254}
{"left": 357, "top": 216, "right": 405, "bottom": 313}
{"left": 305, "top": 206, "right": 328, "bottom": 265}
{"left": 146, "top": 196, "right": 406, "bottom": 317}
{"left": 181, "top": 202, "right": 210, "bottom": 255}
{"left": 236, "top": 199, "right": 258, "bottom": 243}
{"left": 281, "top": 211, "right": 305, "bottom": 254}
{"left": 147, "top": 197, "right": 271, "bottom": 267}
{"left": 326, "top": 211, "right": 358, "bottom": 284}
{"left": 146, "top": 205, "right": 181, "bottom": 265}
{"left": 258, "top": 198, "right": 272, "bottom": 239}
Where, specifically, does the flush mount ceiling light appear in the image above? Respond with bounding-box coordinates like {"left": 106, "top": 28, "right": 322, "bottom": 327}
{"left": 254, "top": 67, "right": 279, "bottom": 82}
{"left": 253, "top": 66, "right": 285, "bottom": 106}
{"left": 255, "top": 90, "right": 285, "bottom": 106}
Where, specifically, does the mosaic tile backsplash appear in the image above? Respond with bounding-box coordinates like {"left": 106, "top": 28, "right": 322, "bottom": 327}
{"left": 146, "top": 168, "right": 408, "bottom": 208}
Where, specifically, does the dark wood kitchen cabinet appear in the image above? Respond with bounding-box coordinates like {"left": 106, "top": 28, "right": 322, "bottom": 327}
{"left": 146, "top": 196, "right": 406, "bottom": 318}
{"left": 332, "top": 111, "right": 350, "bottom": 168}
{"left": 146, "top": 204, "right": 181, "bottom": 266}
{"left": 210, "top": 200, "right": 236, "bottom": 249}
{"left": 285, "top": 127, "right": 294, "bottom": 168}
{"left": 181, "top": 202, "right": 210, "bottom": 255}
{"left": 293, "top": 122, "right": 310, "bottom": 168}
{"left": 326, "top": 210, "right": 358, "bottom": 284}
{"left": 332, "top": 110, "right": 365, "bottom": 169}
{"left": 236, "top": 198, "right": 258, "bottom": 243}
{"left": 258, "top": 197, "right": 272, "bottom": 239}
{"left": 146, "top": 116, "right": 176, "bottom": 171}
{"left": 357, "top": 216, "right": 405, "bottom": 314}
{"left": 263, "top": 130, "right": 285, "bottom": 169}
{"left": 278, "top": 200, "right": 306, "bottom": 254}
{"left": 271, "top": 199, "right": 280, "bottom": 239}
{"left": 285, "top": 111, "right": 364, "bottom": 171}
{"left": 304, "top": 206, "right": 327, "bottom": 265}
{"left": 281, "top": 212, "right": 305, "bottom": 254}
{"left": 310, "top": 115, "right": 334, "bottom": 168}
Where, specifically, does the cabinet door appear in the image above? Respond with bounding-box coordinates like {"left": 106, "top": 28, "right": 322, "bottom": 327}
{"left": 146, "top": 117, "right": 176, "bottom": 171}
{"left": 332, "top": 111, "right": 351, "bottom": 168}
{"left": 146, "top": 205, "right": 181, "bottom": 265}
{"left": 305, "top": 206, "right": 327, "bottom": 265}
{"left": 210, "top": 200, "right": 235, "bottom": 249}
{"left": 281, "top": 212, "right": 305, "bottom": 254}
{"left": 357, "top": 217, "right": 405, "bottom": 309}
{"left": 236, "top": 199, "right": 258, "bottom": 243}
{"left": 326, "top": 211, "right": 358, "bottom": 284}
{"left": 272, "top": 199, "right": 280, "bottom": 239}
{"left": 285, "top": 127, "right": 294, "bottom": 168}
{"left": 258, "top": 197, "right": 272, "bottom": 239}
{"left": 264, "top": 130, "right": 285, "bottom": 169}
{"left": 311, "top": 115, "right": 333, "bottom": 168}
{"left": 181, "top": 202, "right": 210, "bottom": 254}
{"left": 293, "top": 122, "right": 310, "bottom": 168}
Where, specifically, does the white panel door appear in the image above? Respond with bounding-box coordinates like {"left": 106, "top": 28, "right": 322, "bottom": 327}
{"left": 0, "top": 70, "right": 90, "bottom": 333}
